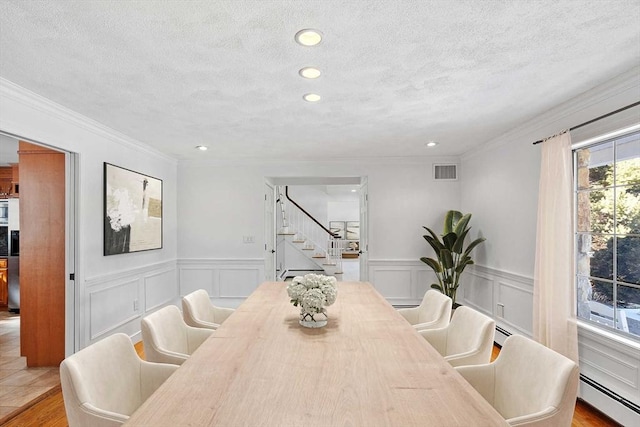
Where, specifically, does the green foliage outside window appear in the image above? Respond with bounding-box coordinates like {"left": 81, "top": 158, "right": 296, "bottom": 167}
{"left": 577, "top": 133, "right": 640, "bottom": 338}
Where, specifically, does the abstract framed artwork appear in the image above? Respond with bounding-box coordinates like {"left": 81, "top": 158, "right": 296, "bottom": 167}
{"left": 104, "top": 163, "right": 163, "bottom": 255}
{"left": 346, "top": 221, "right": 360, "bottom": 240}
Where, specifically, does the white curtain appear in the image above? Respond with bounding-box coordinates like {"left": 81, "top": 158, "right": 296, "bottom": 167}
{"left": 533, "top": 131, "right": 579, "bottom": 363}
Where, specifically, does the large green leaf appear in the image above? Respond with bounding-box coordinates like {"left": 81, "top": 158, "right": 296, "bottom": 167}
{"left": 442, "top": 232, "right": 457, "bottom": 250}
{"left": 462, "top": 237, "right": 487, "bottom": 258}
{"left": 444, "top": 210, "right": 463, "bottom": 234}
{"left": 430, "top": 283, "right": 443, "bottom": 292}
{"left": 452, "top": 228, "right": 470, "bottom": 254}
{"left": 420, "top": 257, "right": 442, "bottom": 273}
{"left": 455, "top": 260, "right": 473, "bottom": 274}
{"left": 453, "top": 213, "right": 472, "bottom": 235}
{"left": 423, "top": 226, "right": 439, "bottom": 241}
{"left": 423, "top": 235, "right": 444, "bottom": 254}
{"left": 440, "top": 248, "right": 454, "bottom": 269}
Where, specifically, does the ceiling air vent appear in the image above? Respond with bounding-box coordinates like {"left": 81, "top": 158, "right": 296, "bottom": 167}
{"left": 433, "top": 164, "right": 458, "bottom": 181}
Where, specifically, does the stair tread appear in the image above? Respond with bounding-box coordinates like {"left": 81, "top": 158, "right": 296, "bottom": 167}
{"left": 302, "top": 248, "right": 314, "bottom": 251}
{"left": 292, "top": 240, "right": 305, "bottom": 243}
{"left": 277, "top": 233, "right": 296, "bottom": 235}
{"left": 312, "top": 255, "right": 325, "bottom": 258}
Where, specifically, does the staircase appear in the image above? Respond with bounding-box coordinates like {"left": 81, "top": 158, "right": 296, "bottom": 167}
{"left": 276, "top": 186, "right": 344, "bottom": 281}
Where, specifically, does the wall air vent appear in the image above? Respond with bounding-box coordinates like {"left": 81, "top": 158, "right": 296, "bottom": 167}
{"left": 433, "top": 164, "right": 458, "bottom": 181}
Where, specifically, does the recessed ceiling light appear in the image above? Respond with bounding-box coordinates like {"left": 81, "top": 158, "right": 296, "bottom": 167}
{"left": 303, "top": 93, "right": 321, "bottom": 102}
{"left": 426, "top": 141, "right": 439, "bottom": 147}
{"left": 351, "top": 189, "right": 357, "bottom": 193}
{"left": 196, "top": 145, "right": 208, "bottom": 151}
{"left": 299, "top": 67, "right": 321, "bottom": 79}
{"left": 295, "top": 29, "right": 323, "bottom": 46}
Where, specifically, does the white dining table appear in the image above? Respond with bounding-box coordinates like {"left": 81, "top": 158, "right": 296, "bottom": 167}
{"left": 125, "top": 281, "right": 508, "bottom": 426}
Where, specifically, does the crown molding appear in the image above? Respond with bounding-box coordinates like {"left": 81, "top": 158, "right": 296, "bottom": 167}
{"left": 178, "top": 154, "right": 461, "bottom": 167}
{"left": 462, "top": 66, "right": 640, "bottom": 161}
{"left": 0, "top": 77, "right": 177, "bottom": 164}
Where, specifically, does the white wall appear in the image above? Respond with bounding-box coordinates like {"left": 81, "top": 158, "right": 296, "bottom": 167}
{"left": 0, "top": 78, "right": 179, "bottom": 350}
{"left": 177, "top": 158, "right": 460, "bottom": 304}
{"left": 328, "top": 200, "right": 359, "bottom": 222}
{"left": 459, "top": 67, "right": 640, "bottom": 425}
{"left": 287, "top": 185, "right": 329, "bottom": 226}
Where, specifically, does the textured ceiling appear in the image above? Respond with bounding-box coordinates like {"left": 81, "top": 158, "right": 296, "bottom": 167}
{"left": 0, "top": 0, "right": 639, "bottom": 161}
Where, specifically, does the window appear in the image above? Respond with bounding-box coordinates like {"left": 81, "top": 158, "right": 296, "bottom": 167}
{"left": 575, "top": 130, "right": 640, "bottom": 338}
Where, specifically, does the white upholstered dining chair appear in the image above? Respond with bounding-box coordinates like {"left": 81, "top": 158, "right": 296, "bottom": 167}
{"left": 397, "top": 290, "right": 452, "bottom": 331}
{"left": 141, "top": 305, "right": 213, "bottom": 365}
{"left": 455, "top": 334, "right": 579, "bottom": 426}
{"left": 182, "top": 289, "right": 235, "bottom": 330}
{"left": 60, "top": 333, "right": 178, "bottom": 427}
{"left": 419, "top": 305, "right": 495, "bottom": 367}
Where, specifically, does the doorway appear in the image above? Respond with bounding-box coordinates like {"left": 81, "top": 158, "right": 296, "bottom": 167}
{"left": 0, "top": 132, "right": 77, "bottom": 367}
{"left": 266, "top": 177, "right": 368, "bottom": 282}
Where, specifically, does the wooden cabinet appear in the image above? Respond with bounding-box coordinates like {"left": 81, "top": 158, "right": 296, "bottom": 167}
{"left": 0, "top": 167, "right": 11, "bottom": 197}
{"left": 11, "top": 164, "right": 19, "bottom": 197}
{"left": 0, "top": 164, "right": 19, "bottom": 198}
{"left": 0, "top": 258, "right": 7, "bottom": 307}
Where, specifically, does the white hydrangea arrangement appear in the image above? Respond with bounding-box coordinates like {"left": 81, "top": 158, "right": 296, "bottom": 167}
{"left": 287, "top": 274, "right": 338, "bottom": 322}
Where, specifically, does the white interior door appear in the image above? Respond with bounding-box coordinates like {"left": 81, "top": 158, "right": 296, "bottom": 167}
{"left": 264, "top": 181, "right": 276, "bottom": 281}
{"left": 359, "top": 178, "right": 369, "bottom": 281}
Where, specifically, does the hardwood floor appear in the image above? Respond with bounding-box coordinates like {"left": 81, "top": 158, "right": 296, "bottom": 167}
{"left": 1, "top": 342, "right": 621, "bottom": 426}
{"left": 0, "top": 311, "right": 59, "bottom": 421}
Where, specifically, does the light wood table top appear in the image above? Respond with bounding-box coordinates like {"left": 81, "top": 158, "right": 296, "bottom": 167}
{"left": 125, "top": 282, "right": 508, "bottom": 426}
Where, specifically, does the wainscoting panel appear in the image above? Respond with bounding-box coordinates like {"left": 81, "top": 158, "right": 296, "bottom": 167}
{"left": 88, "top": 278, "right": 139, "bottom": 341}
{"left": 82, "top": 260, "right": 178, "bottom": 347}
{"left": 414, "top": 270, "right": 433, "bottom": 300}
{"left": 144, "top": 268, "right": 179, "bottom": 312}
{"left": 371, "top": 270, "right": 412, "bottom": 299}
{"left": 578, "top": 324, "right": 640, "bottom": 406}
{"left": 367, "top": 260, "right": 432, "bottom": 305}
{"left": 178, "top": 259, "right": 265, "bottom": 300}
{"left": 179, "top": 267, "right": 215, "bottom": 296}
{"left": 461, "top": 272, "right": 493, "bottom": 315}
{"left": 496, "top": 280, "right": 533, "bottom": 334}
{"left": 461, "top": 265, "right": 533, "bottom": 339}
{"left": 218, "top": 268, "right": 262, "bottom": 298}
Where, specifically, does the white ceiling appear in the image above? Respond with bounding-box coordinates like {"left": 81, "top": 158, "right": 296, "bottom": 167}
{"left": 0, "top": 0, "right": 639, "bottom": 162}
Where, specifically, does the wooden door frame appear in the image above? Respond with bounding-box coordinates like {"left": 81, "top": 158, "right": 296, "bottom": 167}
{"left": 0, "top": 130, "right": 78, "bottom": 361}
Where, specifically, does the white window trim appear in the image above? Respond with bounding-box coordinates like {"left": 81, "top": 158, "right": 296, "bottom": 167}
{"left": 573, "top": 125, "right": 640, "bottom": 342}
{"left": 572, "top": 123, "right": 640, "bottom": 150}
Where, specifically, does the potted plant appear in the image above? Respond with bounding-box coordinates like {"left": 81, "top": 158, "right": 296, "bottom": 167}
{"left": 420, "top": 210, "right": 485, "bottom": 307}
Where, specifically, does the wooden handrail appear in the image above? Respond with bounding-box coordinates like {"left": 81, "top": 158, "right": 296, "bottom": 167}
{"left": 285, "top": 186, "right": 340, "bottom": 238}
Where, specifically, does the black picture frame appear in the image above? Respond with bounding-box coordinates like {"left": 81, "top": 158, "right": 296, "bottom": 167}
{"left": 104, "top": 163, "right": 163, "bottom": 256}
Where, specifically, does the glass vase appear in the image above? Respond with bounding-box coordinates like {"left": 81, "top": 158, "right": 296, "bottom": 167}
{"left": 299, "top": 309, "right": 327, "bottom": 328}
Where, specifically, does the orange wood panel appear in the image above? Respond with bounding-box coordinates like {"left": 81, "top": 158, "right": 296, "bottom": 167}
{"left": 18, "top": 141, "right": 66, "bottom": 367}
{"left": 11, "top": 163, "right": 19, "bottom": 197}
{"left": 0, "top": 258, "right": 7, "bottom": 306}
{"left": 0, "top": 166, "right": 11, "bottom": 196}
